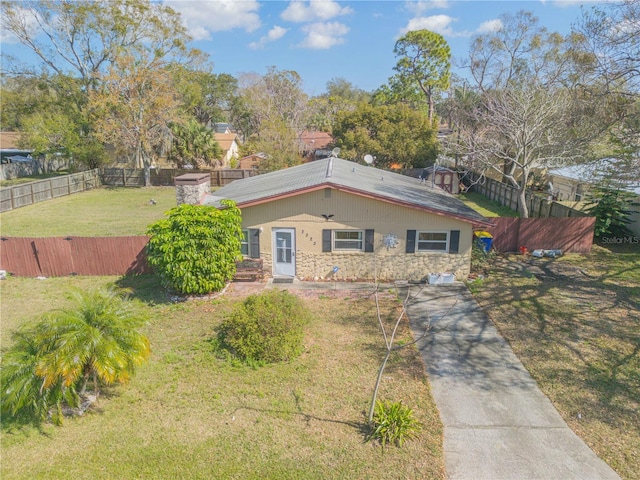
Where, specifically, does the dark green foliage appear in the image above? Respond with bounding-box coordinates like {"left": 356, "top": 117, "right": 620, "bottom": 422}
{"left": 585, "top": 186, "right": 636, "bottom": 238}
{"left": 217, "top": 290, "right": 310, "bottom": 364}
{"left": 146, "top": 202, "right": 242, "bottom": 295}
{"left": 332, "top": 102, "right": 438, "bottom": 169}
{"left": 368, "top": 400, "right": 423, "bottom": 448}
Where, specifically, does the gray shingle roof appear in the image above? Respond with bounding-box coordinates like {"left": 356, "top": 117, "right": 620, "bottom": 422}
{"left": 203, "top": 157, "right": 490, "bottom": 225}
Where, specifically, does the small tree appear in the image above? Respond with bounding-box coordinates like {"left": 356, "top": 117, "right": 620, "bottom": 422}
{"left": 146, "top": 202, "right": 243, "bottom": 295}
{"left": 586, "top": 186, "right": 636, "bottom": 238}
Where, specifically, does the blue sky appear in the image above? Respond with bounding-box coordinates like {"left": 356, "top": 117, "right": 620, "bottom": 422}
{"left": 174, "top": 0, "right": 608, "bottom": 94}
{"left": 1, "top": 0, "right": 609, "bottom": 95}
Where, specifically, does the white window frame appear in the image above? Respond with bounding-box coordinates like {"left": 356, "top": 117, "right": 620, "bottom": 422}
{"left": 416, "top": 231, "right": 449, "bottom": 252}
{"left": 240, "top": 229, "right": 249, "bottom": 256}
{"left": 333, "top": 230, "right": 365, "bottom": 251}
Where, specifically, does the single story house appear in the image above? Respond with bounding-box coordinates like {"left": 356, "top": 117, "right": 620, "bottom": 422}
{"left": 548, "top": 159, "right": 640, "bottom": 236}
{"left": 0, "top": 131, "right": 32, "bottom": 164}
{"left": 238, "top": 152, "right": 268, "bottom": 170}
{"left": 298, "top": 130, "right": 334, "bottom": 161}
{"left": 201, "top": 157, "right": 491, "bottom": 281}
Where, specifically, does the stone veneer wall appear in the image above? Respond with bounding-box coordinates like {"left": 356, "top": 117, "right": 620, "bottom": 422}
{"left": 176, "top": 181, "right": 210, "bottom": 205}
{"left": 261, "top": 251, "right": 470, "bottom": 282}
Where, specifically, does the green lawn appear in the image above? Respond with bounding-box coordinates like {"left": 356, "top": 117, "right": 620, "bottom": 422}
{"left": 458, "top": 192, "right": 519, "bottom": 217}
{"left": 0, "top": 276, "right": 445, "bottom": 479}
{"left": 0, "top": 187, "right": 177, "bottom": 236}
{"left": 468, "top": 246, "right": 640, "bottom": 480}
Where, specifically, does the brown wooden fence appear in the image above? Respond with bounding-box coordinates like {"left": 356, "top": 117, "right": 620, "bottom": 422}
{"left": 485, "top": 217, "right": 596, "bottom": 253}
{"left": 0, "top": 236, "right": 150, "bottom": 277}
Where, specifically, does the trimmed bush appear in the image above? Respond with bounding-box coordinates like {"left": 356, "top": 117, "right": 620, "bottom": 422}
{"left": 368, "top": 400, "right": 423, "bottom": 448}
{"left": 146, "top": 202, "right": 242, "bottom": 295}
{"left": 218, "top": 290, "right": 310, "bottom": 364}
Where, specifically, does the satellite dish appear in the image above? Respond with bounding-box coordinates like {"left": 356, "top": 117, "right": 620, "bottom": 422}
{"left": 364, "top": 154, "right": 374, "bottom": 165}
{"left": 331, "top": 147, "right": 341, "bottom": 157}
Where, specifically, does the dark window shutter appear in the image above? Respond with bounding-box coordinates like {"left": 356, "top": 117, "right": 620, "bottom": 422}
{"left": 322, "top": 229, "right": 332, "bottom": 252}
{"left": 365, "top": 229, "right": 374, "bottom": 252}
{"left": 248, "top": 229, "right": 260, "bottom": 258}
{"left": 449, "top": 230, "right": 460, "bottom": 254}
{"left": 406, "top": 230, "right": 416, "bottom": 253}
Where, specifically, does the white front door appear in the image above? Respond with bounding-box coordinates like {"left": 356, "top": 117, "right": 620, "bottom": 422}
{"left": 273, "top": 228, "right": 295, "bottom": 277}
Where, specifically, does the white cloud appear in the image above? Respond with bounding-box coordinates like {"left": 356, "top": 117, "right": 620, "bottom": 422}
{"left": 298, "top": 22, "right": 349, "bottom": 49}
{"left": 0, "top": 6, "right": 40, "bottom": 44}
{"left": 400, "top": 15, "right": 504, "bottom": 38}
{"left": 404, "top": 0, "right": 450, "bottom": 15}
{"left": 477, "top": 19, "right": 502, "bottom": 34}
{"left": 166, "top": 0, "right": 261, "bottom": 40}
{"left": 281, "top": 0, "right": 353, "bottom": 23}
{"left": 248, "top": 25, "right": 289, "bottom": 50}
{"left": 401, "top": 14, "right": 458, "bottom": 36}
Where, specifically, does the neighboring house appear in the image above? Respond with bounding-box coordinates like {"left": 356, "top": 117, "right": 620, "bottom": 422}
{"left": 548, "top": 159, "right": 640, "bottom": 236}
{"left": 212, "top": 122, "right": 232, "bottom": 134}
{"left": 298, "top": 131, "right": 333, "bottom": 161}
{"left": 239, "top": 152, "right": 268, "bottom": 170}
{"left": 202, "top": 157, "right": 491, "bottom": 281}
{"left": 0, "top": 131, "right": 32, "bottom": 164}
{"left": 214, "top": 132, "right": 241, "bottom": 166}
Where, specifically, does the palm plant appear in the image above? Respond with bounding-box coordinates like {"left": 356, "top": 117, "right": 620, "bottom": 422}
{"left": 2, "top": 286, "right": 150, "bottom": 426}
{"left": 34, "top": 286, "right": 151, "bottom": 398}
{"left": 1, "top": 328, "right": 76, "bottom": 426}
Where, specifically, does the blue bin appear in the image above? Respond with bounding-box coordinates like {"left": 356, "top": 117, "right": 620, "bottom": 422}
{"left": 475, "top": 231, "right": 493, "bottom": 253}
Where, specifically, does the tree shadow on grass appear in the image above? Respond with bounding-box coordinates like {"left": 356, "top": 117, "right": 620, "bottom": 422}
{"left": 472, "top": 253, "right": 640, "bottom": 433}
{"left": 115, "top": 274, "right": 173, "bottom": 305}
{"left": 231, "top": 388, "right": 371, "bottom": 442}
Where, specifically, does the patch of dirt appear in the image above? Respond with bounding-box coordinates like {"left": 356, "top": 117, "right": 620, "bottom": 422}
{"left": 493, "top": 254, "right": 593, "bottom": 282}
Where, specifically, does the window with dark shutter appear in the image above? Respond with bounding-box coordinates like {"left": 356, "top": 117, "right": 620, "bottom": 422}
{"left": 449, "top": 230, "right": 460, "bottom": 254}
{"left": 249, "top": 228, "right": 260, "bottom": 258}
{"left": 365, "top": 229, "right": 374, "bottom": 252}
{"left": 322, "top": 229, "right": 332, "bottom": 252}
{"left": 406, "top": 230, "right": 416, "bottom": 253}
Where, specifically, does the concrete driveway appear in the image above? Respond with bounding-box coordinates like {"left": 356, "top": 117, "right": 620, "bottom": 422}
{"left": 403, "top": 283, "right": 620, "bottom": 480}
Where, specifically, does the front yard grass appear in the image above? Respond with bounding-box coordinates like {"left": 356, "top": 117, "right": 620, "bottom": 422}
{"left": 469, "top": 245, "right": 639, "bottom": 479}
{"left": 0, "top": 275, "right": 444, "bottom": 479}
{"left": 0, "top": 186, "right": 177, "bottom": 236}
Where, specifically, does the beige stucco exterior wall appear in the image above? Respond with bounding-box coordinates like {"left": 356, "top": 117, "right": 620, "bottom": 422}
{"left": 239, "top": 188, "right": 474, "bottom": 281}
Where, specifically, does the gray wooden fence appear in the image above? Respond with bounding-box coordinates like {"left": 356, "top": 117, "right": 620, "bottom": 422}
{"left": 0, "top": 169, "right": 100, "bottom": 212}
{"left": 469, "top": 173, "right": 589, "bottom": 218}
{"left": 100, "top": 168, "right": 256, "bottom": 187}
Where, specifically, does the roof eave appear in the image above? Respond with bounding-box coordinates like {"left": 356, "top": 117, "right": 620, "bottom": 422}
{"left": 232, "top": 182, "right": 492, "bottom": 227}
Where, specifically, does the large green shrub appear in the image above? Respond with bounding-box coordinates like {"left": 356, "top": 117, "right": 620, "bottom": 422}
{"left": 146, "top": 202, "right": 242, "bottom": 295}
{"left": 217, "top": 290, "right": 310, "bottom": 364}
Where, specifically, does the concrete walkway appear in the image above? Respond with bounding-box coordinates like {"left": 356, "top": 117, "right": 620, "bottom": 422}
{"left": 402, "top": 283, "right": 620, "bottom": 480}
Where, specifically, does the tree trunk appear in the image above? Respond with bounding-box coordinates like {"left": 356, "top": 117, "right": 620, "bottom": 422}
{"left": 144, "top": 164, "right": 151, "bottom": 187}
{"left": 517, "top": 187, "right": 529, "bottom": 218}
